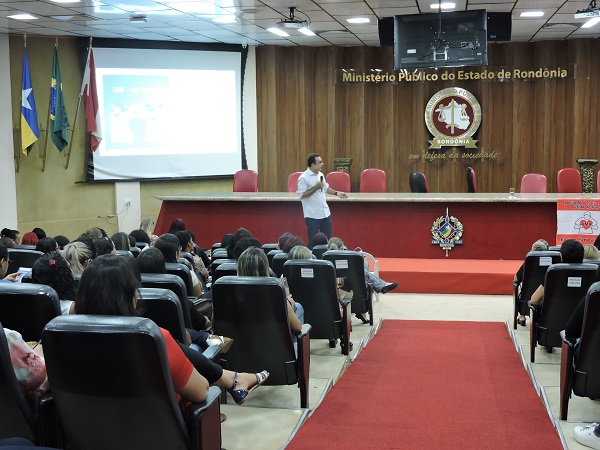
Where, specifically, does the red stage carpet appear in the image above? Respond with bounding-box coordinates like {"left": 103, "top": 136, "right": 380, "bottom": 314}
{"left": 287, "top": 321, "right": 562, "bottom": 450}
{"left": 377, "top": 258, "right": 522, "bottom": 295}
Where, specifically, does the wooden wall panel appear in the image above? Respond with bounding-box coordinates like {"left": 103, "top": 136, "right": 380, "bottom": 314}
{"left": 256, "top": 39, "right": 600, "bottom": 193}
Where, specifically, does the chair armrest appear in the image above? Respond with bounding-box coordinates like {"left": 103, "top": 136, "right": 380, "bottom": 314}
{"left": 202, "top": 345, "right": 220, "bottom": 361}
{"left": 298, "top": 323, "right": 312, "bottom": 339}
{"left": 560, "top": 330, "right": 576, "bottom": 348}
{"left": 187, "top": 386, "right": 221, "bottom": 450}
{"left": 512, "top": 281, "right": 519, "bottom": 288}
{"left": 341, "top": 298, "right": 351, "bottom": 308}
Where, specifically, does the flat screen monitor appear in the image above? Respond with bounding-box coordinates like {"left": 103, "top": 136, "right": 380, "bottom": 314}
{"left": 394, "top": 10, "right": 488, "bottom": 70}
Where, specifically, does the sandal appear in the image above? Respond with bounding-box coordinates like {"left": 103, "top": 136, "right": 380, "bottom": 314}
{"left": 227, "top": 370, "right": 270, "bottom": 405}
{"left": 206, "top": 335, "right": 234, "bottom": 353}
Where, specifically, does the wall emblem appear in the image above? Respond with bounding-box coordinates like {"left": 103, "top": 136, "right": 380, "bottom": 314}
{"left": 431, "top": 208, "right": 464, "bottom": 257}
{"left": 425, "top": 87, "right": 481, "bottom": 149}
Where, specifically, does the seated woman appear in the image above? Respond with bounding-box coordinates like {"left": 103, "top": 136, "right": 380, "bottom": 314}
{"left": 32, "top": 252, "right": 77, "bottom": 315}
{"left": 139, "top": 218, "right": 159, "bottom": 246}
{"left": 155, "top": 234, "right": 204, "bottom": 298}
{"left": 514, "top": 239, "right": 549, "bottom": 326}
{"left": 584, "top": 244, "right": 600, "bottom": 260}
{"left": 137, "top": 247, "right": 232, "bottom": 353}
{"left": 1, "top": 228, "right": 21, "bottom": 246}
{"left": 95, "top": 237, "right": 116, "bottom": 256}
{"left": 175, "top": 231, "right": 209, "bottom": 283}
{"left": 237, "top": 247, "right": 303, "bottom": 333}
{"left": 0, "top": 243, "right": 19, "bottom": 282}
{"left": 76, "top": 254, "right": 268, "bottom": 405}
{"left": 111, "top": 232, "right": 130, "bottom": 251}
{"left": 21, "top": 232, "right": 39, "bottom": 247}
{"left": 61, "top": 240, "right": 96, "bottom": 275}
{"left": 35, "top": 238, "right": 59, "bottom": 254}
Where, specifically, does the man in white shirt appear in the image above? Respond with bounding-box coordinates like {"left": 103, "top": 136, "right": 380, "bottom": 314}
{"left": 297, "top": 153, "right": 347, "bottom": 245}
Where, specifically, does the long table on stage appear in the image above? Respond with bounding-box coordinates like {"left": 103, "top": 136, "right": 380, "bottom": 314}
{"left": 154, "top": 192, "right": 600, "bottom": 260}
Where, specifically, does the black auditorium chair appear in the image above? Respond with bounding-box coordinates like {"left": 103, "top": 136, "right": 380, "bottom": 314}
{"left": 267, "top": 249, "right": 283, "bottom": 268}
{"left": 560, "top": 282, "right": 600, "bottom": 420}
{"left": 115, "top": 250, "right": 135, "bottom": 260}
{"left": 212, "top": 276, "right": 311, "bottom": 408}
{"left": 7, "top": 249, "right": 44, "bottom": 275}
{"left": 0, "top": 322, "right": 59, "bottom": 447}
{"left": 210, "top": 243, "right": 221, "bottom": 258}
{"left": 529, "top": 263, "right": 597, "bottom": 362}
{"left": 549, "top": 245, "right": 561, "bottom": 251}
{"left": 210, "top": 258, "right": 235, "bottom": 276}
{"left": 166, "top": 262, "right": 196, "bottom": 298}
{"left": 141, "top": 273, "right": 192, "bottom": 329}
{"left": 513, "top": 250, "right": 561, "bottom": 329}
{"left": 211, "top": 249, "right": 228, "bottom": 261}
{"left": 311, "top": 244, "right": 328, "bottom": 259}
{"left": 213, "top": 263, "right": 237, "bottom": 284}
{"left": 129, "top": 246, "right": 141, "bottom": 258}
{"left": 283, "top": 259, "right": 352, "bottom": 354}
{"left": 0, "top": 283, "right": 61, "bottom": 342}
{"left": 409, "top": 172, "right": 429, "bottom": 193}
{"left": 42, "top": 315, "right": 222, "bottom": 450}
{"left": 135, "top": 242, "right": 149, "bottom": 250}
{"left": 179, "top": 252, "right": 195, "bottom": 269}
{"left": 261, "top": 243, "right": 279, "bottom": 254}
{"left": 324, "top": 250, "right": 374, "bottom": 325}
{"left": 271, "top": 252, "right": 289, "bottom": 278}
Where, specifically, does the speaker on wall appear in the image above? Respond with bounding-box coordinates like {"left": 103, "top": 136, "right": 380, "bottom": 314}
{"left": 487, "top": 12, "right": 512, "bottom": 41}
{"left": 378, "top": 17, "right": 394, "bottom": 47}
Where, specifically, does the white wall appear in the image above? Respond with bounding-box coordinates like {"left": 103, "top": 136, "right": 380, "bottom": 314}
{"left": 115, "top": 182, "right": 141, "bottom": 233}
{"left": 0, "top": 33, "right": 18, "bottom": 228}
{"left": 243, "top": 46, "right": 258, "bottom": 171}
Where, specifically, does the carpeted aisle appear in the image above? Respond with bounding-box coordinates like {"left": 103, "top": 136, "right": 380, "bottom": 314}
{"left": 286, "top": 321, "right": 562, "bottom": 450}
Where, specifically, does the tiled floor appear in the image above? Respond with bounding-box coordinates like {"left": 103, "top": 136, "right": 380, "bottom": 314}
{"left": 220, "top": 293, "right": 597, "bottom": 450}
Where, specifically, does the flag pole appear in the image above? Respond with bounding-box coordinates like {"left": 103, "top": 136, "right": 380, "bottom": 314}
{"left": 41, "top": 39, "right": 59, "bottom": 171}
{"left": 15, "top": 35, "right": 27, "bottom": 171}
{"left": 65, "top": 37, "right": 91, "bottom": 170}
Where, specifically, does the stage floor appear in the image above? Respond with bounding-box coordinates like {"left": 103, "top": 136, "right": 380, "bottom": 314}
{"left": 378, "top": 258, "right": 522, "bottom": 295}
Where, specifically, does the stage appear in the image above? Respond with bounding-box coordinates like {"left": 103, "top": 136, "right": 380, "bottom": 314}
{"left": 154, "top": 192, "right": 599, "bottom": 260}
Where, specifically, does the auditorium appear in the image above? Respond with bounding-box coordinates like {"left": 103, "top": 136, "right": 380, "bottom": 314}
{"left": 2, "top": 1, "right": 600, "bottom": 449}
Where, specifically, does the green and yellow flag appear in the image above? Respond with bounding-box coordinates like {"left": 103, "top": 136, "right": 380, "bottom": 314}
{"left": 50, "top": 46, "right": 69, "bottom": 151}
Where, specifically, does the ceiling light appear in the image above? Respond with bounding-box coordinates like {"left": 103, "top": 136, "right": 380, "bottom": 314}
{"left": 49, "top": 0, "right": 82, "bottom": 3}
{"left": 8, "top": 13, "right": 37, "bottom": 20}
{"left": 582, "top": 17, "right": 600, "bottom": 27}
{"left": 347, "top": 17, "right": 370, "bottom": 24}
{"left": 213, "top": 16, "right": 237, "bottom": 24}
{"left": 430, "top": 2, "right": 455, "bottom": 10}
{"left": 520, "top": 11, "right": 544, "bottom": 17}
{"left": 298, "top": 27, "right": 315, "bottom": 36}
{"left": 267, "top": 27, "right": 289, "bottom": 37}
{"left": 129, "top": 14, "right": 147, "bottom": 23}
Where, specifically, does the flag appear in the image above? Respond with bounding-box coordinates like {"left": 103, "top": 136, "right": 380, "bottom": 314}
{"left": 80, "top": 47, "right": 102, "bottom": 151}
{"left": 21, "top": 48, "right": 39, "bottom": 155}
{"left": 50, "top": 47, "right": 70, "bottom": 151}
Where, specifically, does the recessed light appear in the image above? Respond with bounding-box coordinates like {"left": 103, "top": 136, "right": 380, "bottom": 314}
{"left": 267, "top": 27, "right": 289, "bottom": 37}
{"left": 49, "top": 0, "right": 81, "bottom": 3}
{"left": 347, "top": 17, "right": 370, "bottom": 24}
{"left": 430, "top": 2, "right": 455, "bottom": 10}
{"left": 520, "top": 11, "right": 544, "bottom": 18}
{"left": 582, "top": 17, "right": 600, "bottom": 28}
{"left": 298, "top": 27, "right": 315, "bottom": 36}
{"left": 8, "top": 13, "right": 37, "bottom": 20}
{"left": 213, "top": 16, "right": 237, "bottom": 24}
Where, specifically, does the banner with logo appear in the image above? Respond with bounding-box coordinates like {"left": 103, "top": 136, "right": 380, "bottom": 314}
{"left": 556, "top": 199, "right": 600, "bottom": 245}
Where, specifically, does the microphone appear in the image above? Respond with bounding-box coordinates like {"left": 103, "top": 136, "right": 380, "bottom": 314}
{"left": 320, "top": 175, "right": 324, "bottom": 182}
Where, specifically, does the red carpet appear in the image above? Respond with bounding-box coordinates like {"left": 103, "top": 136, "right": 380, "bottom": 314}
{"left": 287, "top": 321, "right": 562, "bottom": 450}
{"left": 377, "top": 258, "right": 522, "bottom": 295}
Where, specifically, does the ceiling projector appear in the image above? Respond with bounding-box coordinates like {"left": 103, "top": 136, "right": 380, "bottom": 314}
{"left": 575, "top": 1, "right": 600, "bottom": 18}
{"left": 276, "top": 7, "right": 308, "bottom": 28}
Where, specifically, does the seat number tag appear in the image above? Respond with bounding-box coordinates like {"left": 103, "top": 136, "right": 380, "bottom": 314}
{"left": 335, "top": 260, "right": 349, "bottom": 269}
{"left": 539, "top": 257, "right": 552, "bottom": 266}
{"left": 567, "top": 277, "right": 582, "bottom": 288}
{"left": 300, "top": 268, "right": 314, "bottom": 278}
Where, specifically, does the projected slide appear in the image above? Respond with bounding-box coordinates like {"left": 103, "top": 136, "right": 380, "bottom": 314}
{"left": 91, "top": 47, "right": 243, "bottom": 180}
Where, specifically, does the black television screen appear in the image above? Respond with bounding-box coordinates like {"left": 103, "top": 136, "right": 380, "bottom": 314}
{"left": 394, "top": 10, "right": 488, "bottom": 70}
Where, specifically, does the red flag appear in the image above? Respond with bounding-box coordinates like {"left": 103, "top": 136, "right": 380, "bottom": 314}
{"left": 80, "top": 47, "right": 102, "bottom": 151}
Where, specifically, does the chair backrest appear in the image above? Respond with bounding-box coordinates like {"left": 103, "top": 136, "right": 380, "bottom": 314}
{"left": 129, "top": 246, "right": 141, "bottom": 258}
{"left": 267, "top": 249, "right": 283, "bottom": 268}
{"left": 7, "top": 249, "right": 44, "bottom": 276}
{"left": 326, "top": 171, "right": 351, "bottom": 193}
{"left": 115, "top": 250, "right": 135, "bottom": 260}
{"left": 212, "top": 276, "right": 298, "bottom": 385}
{"left": 233, "top": 169, "right": 258, "bottom": 192}
{"left": 466, "top": 167, "right": 477, "bottom": 193}
{"left": 0, "top": 283, "right": 61, "bottom": 342}
{"left": 520, "top": 173, "right": 547, "bottom": 193}
{"left": 311, "top": 244, "right": 328, "bottom": 259}
{"left": 42, "top": 315, "right": 192, "bottom": 450}
{"left": 210, "top": 258, "right": 236, "bottom": 276}
{"left": 140, "top": 273, "right": 191, "bottom": 328}
{"left": 360, "top": 168, "right": 386, "bottom": 193}
{"left": 135, "top": 242, "right": 149, "bottom": 250}
{"left": 261, "top": 243, "right": 279, "bottom": 254}
{"left": 178, "top": 252, "right": 195, "bottom": 270}
{"left": 517, "top": 251, "right": 562, "bottom": 315}
{"left": 287, "top": 172, "right": 302, "bottom": 193}
{"left": 573, "top": 282, "right": 600, "bottom": 397}
{"left": 537, "top": 263, "right": 598, "bottom": 348}
{"left": 165, "top": 262, "right": 195, "bottom": 297}
{"left": 211, "top": 249, "right": 228, "bottom": 260}
{"left": 137, "top": 288, "right": 187, "bottom": 344}
{"left": 271, "top": 252, "right": 289, "bottom": 278}
{"left": 323, "top": 250, "right": 369, "bottom": 314}
{"left": 0, "top": 322, "right": 36, "bottom": 442}
{"left": 283, "top": 260, "right": 343, "bottom": 340}
{"left": 409, "top": 172, "right": 429, "bottom": 193}
{"left": 557, "top": 168, "right": 582, "bottom": 193}
{"left": 213, "top": 263, "right": 237, "bottom": 284}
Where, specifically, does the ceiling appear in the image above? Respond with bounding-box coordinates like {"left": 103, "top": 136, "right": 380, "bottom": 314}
{"left": 0, "top": 0, "right": 598, "bottom": 46}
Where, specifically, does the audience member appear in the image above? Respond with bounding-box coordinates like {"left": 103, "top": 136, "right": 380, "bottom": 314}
{"left": 32, "top": 227, "right": 46, "bottom": 240}
{"left": 0, "top": 236, "right": 15, "bottom": 249}
{"left": 76, "top": 254, "right": 268, "bottom": 406}
{"left": 595, "top": 234, "right": 600, "bottom": 251}
{"left": 584, "top": 244, "right": 600, "bottom": 260}
{"left": 168, "top": 218, "right": 186, "bottom": 235}
{"left": 310, "top": 232, "right": 329, "bottom": 248}
{"left": 529, "top": 239, "right": 585, "bottom": 307}
{"left": 155, "top": 234, "right": 203, "bottom": 298}
{"left": 81, "top": 227, "right": 104, "bottom": 242}
{"left": 187, "top": 230, "right": 211, "bottom": 270}
{"left": 61, "top": 241, "right": 95, "bottom": 275}
{"left": 139, "top": 218, "right": 159, "bottom": 245}
{"left": 95, "top": 237, "right": 116, "bottom": 256}
{"left": 53, "top": 235, "right": 70, "bottom": 250}
{"left": 176, "top": 231, "right": 209, "bottom": 282}
{"left": 282, "top": 236, "right": 305, "bottom": 254}
{"left": 111, "top": 232, "right": 130, "bottom": 251}
{"left": 0, "top": 244, "right": 19, "bottom": 282}
{"left": 35, "top": 238, "right": 59, "bottom": 254}
{"left": 514, "top": 238, "right": 549, "bottom": 325}
{"left": 227, "top": 228, "right": 253, "bottom": 259}
{"left": 220, "top": 233, "right": 234, "bottom": 249}
{"left": 21, "top": 232, "right": 39, "bottom": 246}
{"left": 278, "top": 232, "right": 294, "bottom": 250}
{"left": 574, "top": 423, "right": 600, "bottom": 450}
{"left": 237, "top": 247, "right": 303, "bottom": 333}
{"left": 288, "top": 245, "right": 313, "bottom": 260}
{"left": 130, "top": 229, "right": 151, "bottom": 246}
{"left": 1, "top": 228, "right": 21, "bottom": 245}
{"left": 32, "top": 252, "right": 76, "bottom": 314}
{"left": 233, "top": 236, "right": 261, "bottom": 260}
